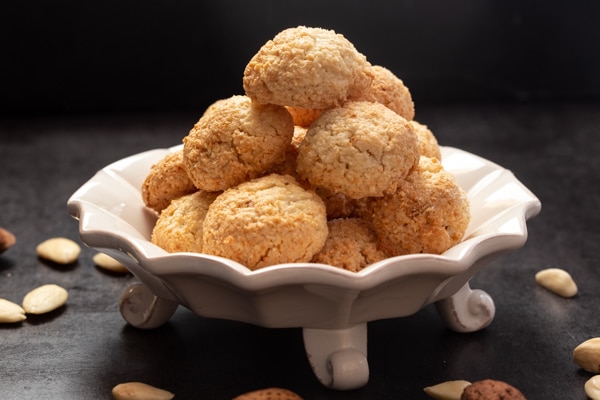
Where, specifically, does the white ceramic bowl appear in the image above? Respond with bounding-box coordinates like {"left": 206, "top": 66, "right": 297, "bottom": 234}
{"left": 67, "top": 145, "right": 541, "bottom": 390}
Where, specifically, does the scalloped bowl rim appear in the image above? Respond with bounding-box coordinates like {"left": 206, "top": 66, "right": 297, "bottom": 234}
{"left": 67, "top": 145, "right": 541, "bottom": 315}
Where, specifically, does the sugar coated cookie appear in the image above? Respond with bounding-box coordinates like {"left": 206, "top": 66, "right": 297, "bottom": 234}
{"left": 410, "top": 120, "right": 442, "bottom": 160}
{"left": 356, "top": 65, "right": 415, "bottom": 121}
{"left": 183, "top": 95, "right": 293, "bottom": 192}
{"left": 312, "top": 218, "right": 388, "bottom": 272}
{"left": 202, "top": 174, "right": 328, "bottom": 270}
{"left": 296, "top": 101, "right": 419, "bottom": 199}
{"left": 369, "top": 156, "right": 470, "bottom": 256}
{"left": 243, "top": 26, "right": 372, "bottom": 109}
{"left": 151, "top": 190, "right": 219, "bottom": 253}
{"left": 141, "top": 149, "right": 197, "bottom": 213}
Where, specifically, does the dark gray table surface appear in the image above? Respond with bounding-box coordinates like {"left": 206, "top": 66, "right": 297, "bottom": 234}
{"left": 1, "top": 102, "right": 598, "bottom": 399}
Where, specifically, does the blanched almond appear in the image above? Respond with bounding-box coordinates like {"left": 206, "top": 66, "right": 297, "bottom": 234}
{"left": 574, "top": 337, "right": 600, "bottom": 373}
{"left": 585, "top": 375, "right": 600, "bottom": 400}
{"left": 112, "top": 382, "right": 174, "bottom": 400}
{"left": 534, "top": 268, "right": 578, "bottom": 298}
{"left": 423, "top": 380, "right": 471, "bottom": 400}
{"left": 0, "top": 298, "right": 26, "bottom": 323}
{"left": 36, "top": 237, "right": 81, "bottom": 264}
{"left": 22, "top": 284, "right": 68, "bottom": 314}
{"left": 93, "top": 252, "right": 129, "bottom": 273}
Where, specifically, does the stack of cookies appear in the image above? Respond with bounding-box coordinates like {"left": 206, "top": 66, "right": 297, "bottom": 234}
{"left": 143, "top": 26, "right": 470, "bottom": 272}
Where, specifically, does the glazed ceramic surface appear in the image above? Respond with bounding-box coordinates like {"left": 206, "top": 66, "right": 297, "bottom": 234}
{"left": 68, "top": 145, "right": 541, "bottom": 330}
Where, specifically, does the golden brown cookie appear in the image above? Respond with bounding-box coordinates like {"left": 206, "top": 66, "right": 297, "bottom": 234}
{"left": 410, "top": 120, "right": 442, "bottom": 160}
{"left": 296, "top": 101, "right": 419, "bottom": 199}
{"left": 461, "top": 379, "right": 527, "bottom": 400}
{"left": 312, "top": 218, "right": 388, "bottom": 272}
{"left": 233, "top": 387, "right": 303, "bottom": 400}
{"left": 355, "top": 65, "right": 415, "bottom": 121}
{"left": 202, "top": 174, "right": 328, "bottom": 270}
{"left": 141, "top": 149, "right": 197, "bottom": 213}
{"left": 151, "top": 190, "right": 219, "bottom": 253}
{"left": 243, "top": 26, "right": 372, "bottom": 109}
{"left": 369, "top": 156, "right": 470, "bottom": 256}
{"left": 183, "top": 95, "right": 293, "bottom": 192}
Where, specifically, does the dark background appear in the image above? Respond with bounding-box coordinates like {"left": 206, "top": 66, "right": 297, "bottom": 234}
{"left": 2, "top": 2, "right": 600, "bottom": 399}
{"left": 2, "top": 0, "right": 600, "bottom": 117}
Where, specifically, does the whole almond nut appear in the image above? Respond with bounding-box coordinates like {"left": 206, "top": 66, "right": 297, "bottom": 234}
{"left": 112, "top": 382, "right": 174, "bottom": 400}
{"left": 574, "top": 337, "right": 600, "bottom": 373}
{"left": 585, "top": 375, "right": 600, "bottom": 400}
{"left": 22, "top": 284, "right": 68, "bottom": 314}
{"left": 534, "top": 268, "right": 578, "bottom": 298}
{"left": 0, "top": 226, "right": 16, "bottom": 253}
{"left": 233, "top": 387, "right": 303, "bottom": 400}
{"left": 36, "top": 237, "right": 81, "bottom": 264}
{"left": 93, "top": 252, "right": 129, "bottom": 273}
{"left": 0, "top": 298, "right": 27, "bottom": 323}
{"left": 423, "top": 380, "right": 471, "bottom": 400}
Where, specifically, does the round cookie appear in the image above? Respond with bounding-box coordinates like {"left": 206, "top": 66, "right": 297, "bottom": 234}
{"left": 141, "top": 149, "right": 197, "bottom": 213}
{"left": 151, "top": 190, "right": 219, "bottom": 253}
{"left": 356, "top": 65, "right": 415, "bottom": 121}
{"left": 183, "top": 95, "right": 293, "bottom": 192}
{"left": 296, "top": 101, "right": 419, "bottom": 199}
{"left": 369, "top": 156, "right": 470, "bottom": 256}
{"left": 410, "top": 120, "right": 442, "bottom": 160}
{"left": 243, "top": 26, "right": 373, "bottom": 109}
{"left": 461, "top": 379, "right": 527, "bottom": 400}
{"left": 202, "top": 174, "right": 328, "bottom": 270}
{"left": 312, "top": 218, "right": 388, "bottom": 272}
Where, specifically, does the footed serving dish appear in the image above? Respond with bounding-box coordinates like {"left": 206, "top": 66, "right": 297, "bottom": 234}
{"left": 67, "top": 145, "right": 541, "bottom": 390}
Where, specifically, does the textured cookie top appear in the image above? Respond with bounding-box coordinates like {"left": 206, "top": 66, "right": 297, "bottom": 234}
{"left": 369, "top": 156, "right": 470, "bottom": 256}
{"left": 151, "top": 190, "right": 219, "bottom": 254}
{"left": 201, "top": 174, "right": 328, "bottom": 270}
{"left": 141, "top": 149, "right": 197, "bottom": 213}
{"left": 461, "top": 379, "right": 527, "bottom": 400}
{"left": 356, "top": 65, "right": 415, "bottom": 121}
{"left": 296, "top": 101, "right": 419, "bottom": 199}
{"left": 410, "top": 120, "right": 442, "bottom": 160}
{"left": 183, "top": 95, "right": 293, "bottom": 192}
{"left": 312, "top": 218, "right": 388, "bottom": 272}
{"left": 243, "top": 26, "right": 372, "bottom": 109}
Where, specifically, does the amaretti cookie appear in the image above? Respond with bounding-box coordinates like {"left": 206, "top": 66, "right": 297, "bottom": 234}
{"left": 201, "top": 174, "right": 328, "bottom": 270}
{"left": 312, "top": 218, "right": 388, "bottom": 272}
{"left": 141, "top": 149, "right": 197, "bottom": 213}
{"left": 243, "top": 26, "right": 372, "bottom": 109}
{"left": 461, "top": 379, "right": 527, "bottom": 400}
{"left": 369, "top": 156, "right": 470, "bottom": 256}
{"left": 410, "top": 120, "right": 442, "bottom": 160}
{"left": 183, "top": 95, "right": 293, "bottom": 192}
{"left": 151, "top": 190, "right": 219, "bottom": 253}
{"left": 356, "top": 65, "right": 415, "bottom": 121}
{"left": 296, "top": 101, "right": 419, "bottom": 199}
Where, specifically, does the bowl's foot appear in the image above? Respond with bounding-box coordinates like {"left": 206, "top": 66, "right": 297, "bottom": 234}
{"left": 119, "top": 283, "right": 178, "bottom": 329}
{"left": 302, "top": 323, "right": 369, "bottom": 390}
{"left": 435, "top": 282, "right": 495, "bottom": 333}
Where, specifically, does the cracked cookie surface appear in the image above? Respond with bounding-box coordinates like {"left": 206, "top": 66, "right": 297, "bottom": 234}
{"left": 201, "top": 174, "right": 328, "bottom": 270}
{"left": 183, "top": 95, "right": 293, "bottom": 192}
{"left": 296, "top": 101, "right": 419, "bottom": 199}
